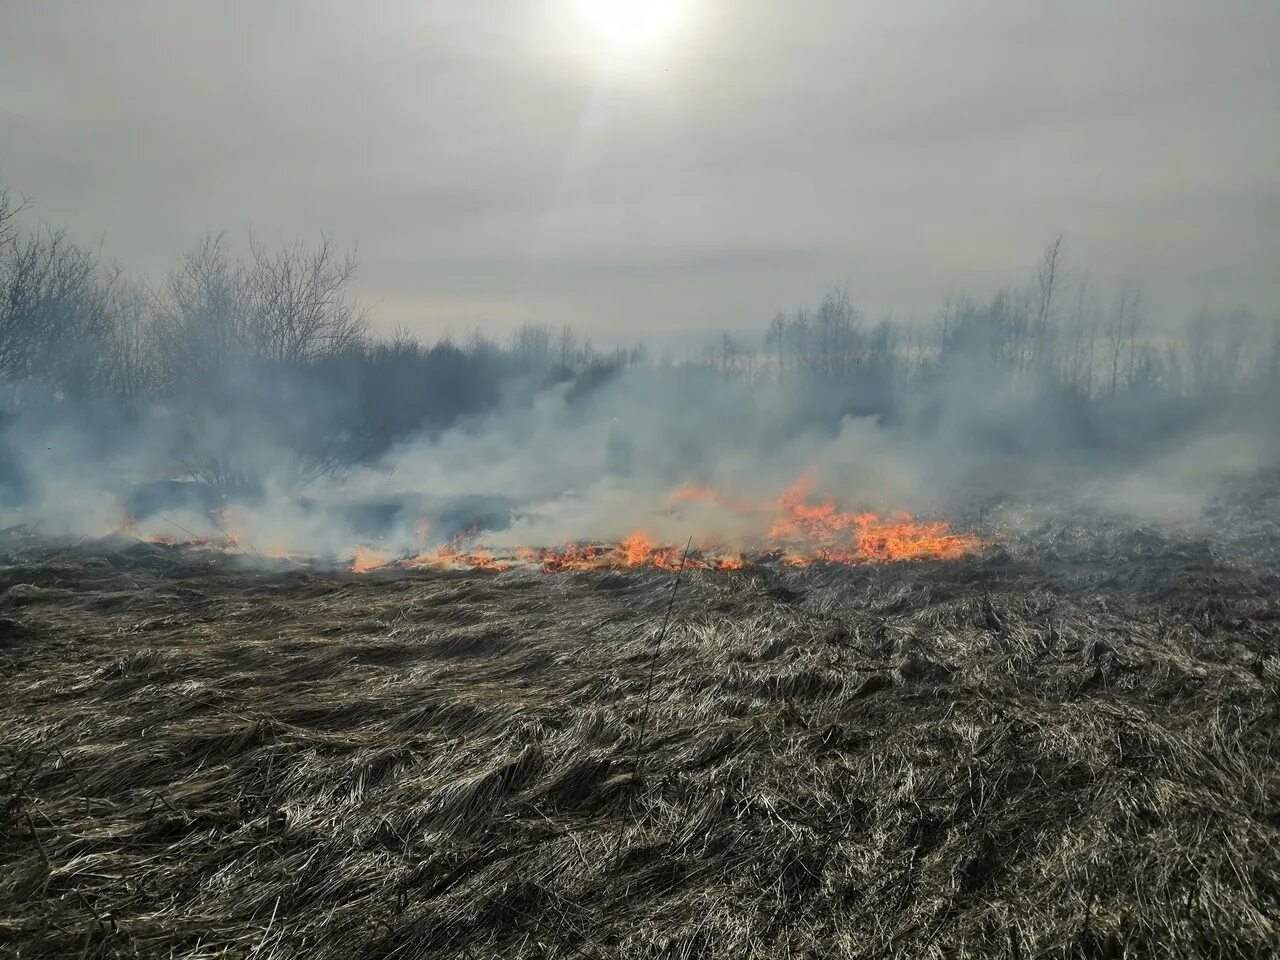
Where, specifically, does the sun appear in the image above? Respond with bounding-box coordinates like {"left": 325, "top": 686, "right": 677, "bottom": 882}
{"left": 544, "top": 0, "right": 700, "bottom": 84}
{"left": 575, "top": 0, "right": 688, "bottom": 58}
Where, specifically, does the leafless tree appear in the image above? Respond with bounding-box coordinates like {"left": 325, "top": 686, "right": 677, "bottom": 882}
{"left": 100, "top": 278, "right": 159, "bottom": 414}
{"left": 716, "top": 331, "right": 741, "bottom": 377}
{"left": 1062, "top": 272, "right": 1098, "bottom": 396}
{"left": 556, "top": 323, "right": 580, "bottom": 371}
{"left": 1186, "top": 309, "right": 1260, "bottom": 396}
{"left": 0, "top": 227, "right": 114, "bottom": 403}
{"left": 812, "top": 287, "right": 862, "bottom": 379}
{"left": 246, "top": 235, "right": 367, "bottom": 365}
{"left": 1030, "top": 236, "right": 1064, "bottom": 369}
{"left": 765, "top": 311, "right": 787, "bottom": 376}
{"left": 151, "top": 234, "right": 250, "bottom": 399}
{"left": 0, "top": 185, "right": 24, "bottom": 251}
{"left": 511, "top": 321, "right": 554, "bottom": 371}
{"left": 1106, "top": 281, "right": 1142, "bottom": 396}
{"left": 154, "top": 234, "right": 369, "bottom": 396}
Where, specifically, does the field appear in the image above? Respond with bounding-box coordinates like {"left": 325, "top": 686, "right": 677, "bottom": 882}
{"left": 2, "top": 476, "right": 1279, "bottom": 958}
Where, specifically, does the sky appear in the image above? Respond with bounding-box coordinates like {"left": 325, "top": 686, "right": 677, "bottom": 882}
{"left": 1, "top": 0, "right": 1277, "bottom": 342}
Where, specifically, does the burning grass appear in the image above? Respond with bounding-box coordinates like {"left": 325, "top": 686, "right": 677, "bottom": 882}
{"left": 1, "top": 475, "right": 1279, "bottom": 958}
{"left": 342, "top": 475, "right": 986, "bottom": 575}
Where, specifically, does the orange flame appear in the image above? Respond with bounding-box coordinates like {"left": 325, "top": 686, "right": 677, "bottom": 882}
{"left": 666, "top": 484, "right": 722, "bottom": 506}
{"left": 763, "top": 474, "right": 980, "bottom": 563}
{"left": 349, "top": 544, "right": 389, "bottom": 573}
{"left": 343, "top": 477, "right": 981, "bottom": 574}
{"left": 334, "top": 473, "right": 981, "bottom": 575}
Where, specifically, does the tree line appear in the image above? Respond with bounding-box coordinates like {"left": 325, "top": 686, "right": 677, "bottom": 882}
{"left": 1, "top": 181, "right": 1276, "bottom": 495}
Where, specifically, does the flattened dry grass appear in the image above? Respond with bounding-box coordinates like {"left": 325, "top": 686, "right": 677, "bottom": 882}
{"left": 1, "top": 487, "right": 1279, "bottom": 958}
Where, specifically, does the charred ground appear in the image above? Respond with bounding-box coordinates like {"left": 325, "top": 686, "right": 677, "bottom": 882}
{"left": 1, "top": 475, "right": 1279, "bottom": 959}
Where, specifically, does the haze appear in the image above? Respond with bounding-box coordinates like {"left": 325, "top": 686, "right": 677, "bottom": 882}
{"left": 2, "top": 0, "right": 1278, "bottom": 340}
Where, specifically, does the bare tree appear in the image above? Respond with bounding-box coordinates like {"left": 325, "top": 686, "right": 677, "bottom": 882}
{"left": 1030, "top": 236, "right": 1063, "bottom": 370}
{"left": 0, "top": 227, "right": 114, "bottom": 403}
{"left": 765, "top": 311, "right": 787, "bottom": 375}
{"left": 1186, "top": 309, "right": 1259, "bottom": 396}
{"left": 247, "top": 235, "right": 367, "bottom": 365}
{"left": 101, "top": 278, "right": 158, "bottom": 414}
{"left": 1105, "top": 281, "right": 1142, "bottom": 396}
{"left": 784, "top": 306, "right": 811, "bottom": 372}
{"left": 812, "top": 287, "right": 862, "bottom": 379}
{"left": 0, "top": 188, "right": 17, "bottom": 251}
{"left": 152, "top": 234, "right": 250, "bottom": 399}
{"left": 155, "top": 234, "right": 369, "bottom": 394}
{"left": 0, "top": 181, "right": 31, "bottom": 253}
{"left": 717, "top": 331, "right": 741, "bottom": 377}
{"left": 1062, "top": 272, "right": 1098, "bottom": 396}
{"left": 557, "top": 323, "right": 579, "bottom": 372}
{"left": 943, "top": 290, "right": 1022, "bottom": 370}
{"left": 511, "top": 321, "right": 554, "bottom": 371}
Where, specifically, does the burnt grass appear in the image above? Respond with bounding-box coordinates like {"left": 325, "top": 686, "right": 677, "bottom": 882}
{"left": 2, "top": 481, "right": 1279, "bottom": 958}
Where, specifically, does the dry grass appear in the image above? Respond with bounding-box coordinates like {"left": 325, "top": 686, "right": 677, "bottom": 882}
{"left": 1, "top": 478, "right": 1279, "bottom": 958}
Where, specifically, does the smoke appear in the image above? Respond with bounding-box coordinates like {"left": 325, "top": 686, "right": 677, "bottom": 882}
{"left": 14, "top": 355, "right": 1269, "bottom": 565}
{"left": 4, "top": 350, "right": 1276, "bottom": 563}
{"left": 0, "top": 196, "right": 1276, "bottom": 564}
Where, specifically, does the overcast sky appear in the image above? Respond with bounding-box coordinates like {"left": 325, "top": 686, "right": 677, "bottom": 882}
{"left": 2, "top": 1, "right": 1277, "bottom": 341}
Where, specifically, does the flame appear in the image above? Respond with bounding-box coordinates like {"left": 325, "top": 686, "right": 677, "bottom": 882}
{"left": 121, "top": 503, "right": 244, "bottom": 552}
{"left": 665, "top": 483, "right": 756, "bottom": 514}
{"left": 342, "top": 475, "right": 982, "bottom": 575}
{"left": 376, "top": 530, "right": 515, "bottom": 573}
{"left": 349, "top": 544, "right": 389, "bottom": 573}
{"left": 432, "top": 535, "right": 510, "bottom": 572}
{"left": 666, "top": 483, "right": 722, "bottom": 506}
{"left": 115, "top": 472, "right": 982, "bottom": 575}
{"left": 764, "top": 474, "right": 980, "bottom": 563}
{"left": 529, "top": 533, "right": 695, "bottom": 573}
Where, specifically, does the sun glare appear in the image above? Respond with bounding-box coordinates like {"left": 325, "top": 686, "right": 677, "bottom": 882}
{"left": 576, "top": 0, "right": 687, "bottom": 58}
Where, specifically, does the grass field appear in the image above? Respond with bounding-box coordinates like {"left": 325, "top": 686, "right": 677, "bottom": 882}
{"left": 2, "top": 477, "right": 1278, "bottom": 958}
